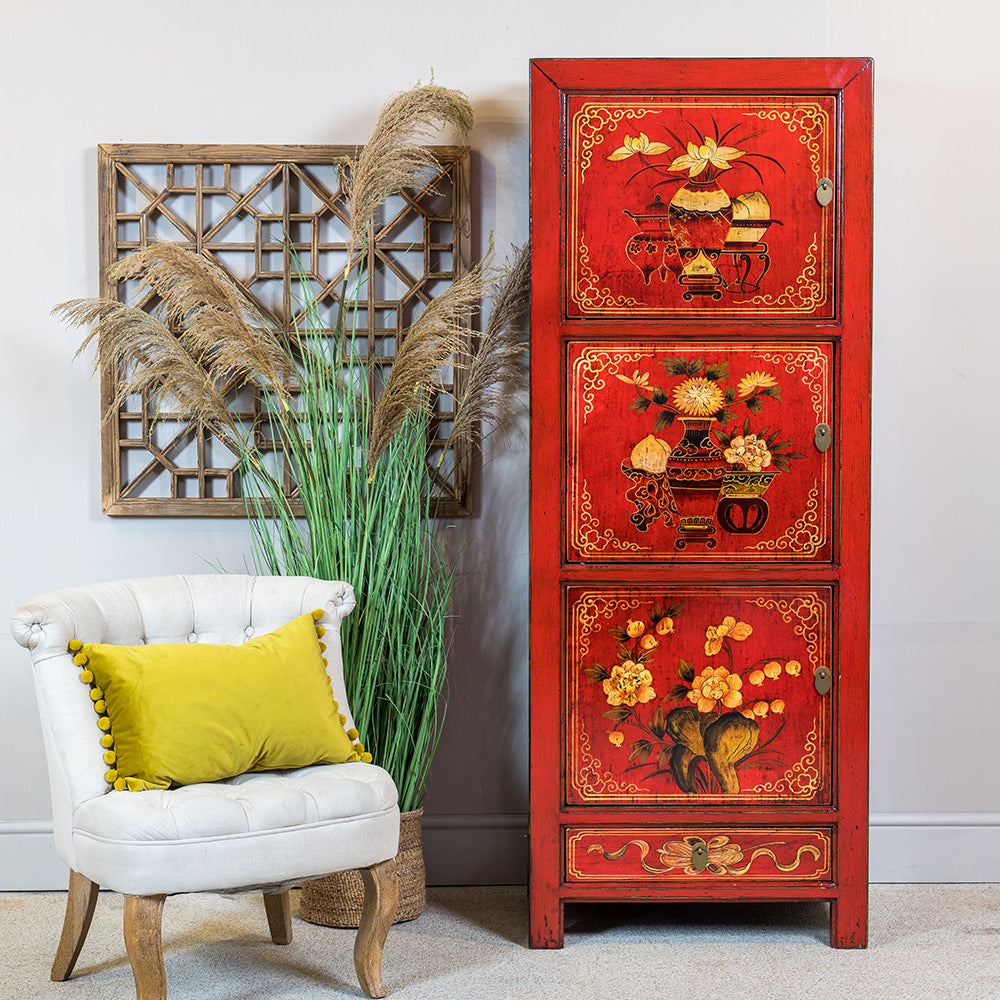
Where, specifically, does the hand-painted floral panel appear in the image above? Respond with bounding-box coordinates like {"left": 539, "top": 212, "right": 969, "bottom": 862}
{"left": 565, "top": 827, "right": 832, "bottom": 882}
{"left": 565, "top": 586, "right": 833, "bottom": 806}
{"left": 564, "top": 95, "right": 837, "bottom": 319}
{"left": 566, "top": 341, "right": 833, "bottom": 562}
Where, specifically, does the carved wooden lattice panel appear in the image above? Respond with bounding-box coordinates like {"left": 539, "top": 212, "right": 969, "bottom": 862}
{"left": 97, "top": 143, "right": 472, "bottom": 516}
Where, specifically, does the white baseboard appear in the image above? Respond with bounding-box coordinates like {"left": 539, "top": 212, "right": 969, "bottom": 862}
{"left": 869, "top": 812, "right": 1000, "bottom": 882}
{"left": 0, "top": 822, "right": 66, "bottom": 890}
{"left": 3, "top": 814, "right": 998, "bottom": 890}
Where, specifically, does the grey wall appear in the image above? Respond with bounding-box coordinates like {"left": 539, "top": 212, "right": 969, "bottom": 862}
{"left": 2, "top": 0, "right": 999, "bottom": 887}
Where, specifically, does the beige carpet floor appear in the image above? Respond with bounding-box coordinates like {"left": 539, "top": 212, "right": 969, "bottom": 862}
{"left": 1, "top": 885, "right": 997, "bottom": 999}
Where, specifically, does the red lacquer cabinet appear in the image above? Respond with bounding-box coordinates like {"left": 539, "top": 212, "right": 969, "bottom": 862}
{"left": 528, "top": 58, "right": 873, "bottom": 948}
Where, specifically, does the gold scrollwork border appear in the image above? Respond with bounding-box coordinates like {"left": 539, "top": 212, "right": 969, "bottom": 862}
{"left": 746, "top": 103, "right": 831, "bottom": 180}
{"left": 575, "top": 480, "right": 650, "bottom": 556}
{"left": 572, "top": 103, "right": 662, "bottom": 182}
{"left": 746, "top": 235, "right": 827, "bottom": 314}
{"left": 748, "top": 479, "right": 825, "bottom": 559}
{"left": 747, "top": 591, "right": 827, "bottom": 667}
{"left": 748, "top": 720, "right": 822, "bottom": 798}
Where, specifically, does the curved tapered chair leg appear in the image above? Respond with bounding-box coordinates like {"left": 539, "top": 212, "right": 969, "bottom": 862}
{"left": 353, "top": 859, "right": 398, "bottom": 999}
{"left": 263, "top": 889, "right": 293, "bottom": 944}
{"left": 124, "top": 894, "right": 167, "bottom": 1000}
{"left": 50, "top": 869, "right": 100, "bottom": 981}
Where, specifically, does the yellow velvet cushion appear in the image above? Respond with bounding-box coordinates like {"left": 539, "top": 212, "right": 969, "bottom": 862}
{"left": 71, "top": 612, "right": 364, "bottom": 792}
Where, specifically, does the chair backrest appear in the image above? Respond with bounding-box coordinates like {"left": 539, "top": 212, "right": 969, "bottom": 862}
{"left": 10, "top": 575, "right": 357, "bottom": 861}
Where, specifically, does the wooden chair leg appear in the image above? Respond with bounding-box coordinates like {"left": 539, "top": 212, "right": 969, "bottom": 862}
{"left": 50, "top": 869, "right": 100, "bottom": 981}
{"left": 353, "top": 859, "right": 398, "bottom": 999}
{"left": 263, "top": 889, "right": 293, "bottom": 945}
{"left": 123, "top": 894, "right": 167, "bottom": 1000}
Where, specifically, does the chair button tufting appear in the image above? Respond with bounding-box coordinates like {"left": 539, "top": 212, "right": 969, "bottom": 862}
{"left": 244, "top": 626, "right": 254, "bottom": 638}
{"left": 188, "top": 633, "right": 198, "bottom": 643}
{"left": 30, "top": 623, "right": 42, "bottom": 633}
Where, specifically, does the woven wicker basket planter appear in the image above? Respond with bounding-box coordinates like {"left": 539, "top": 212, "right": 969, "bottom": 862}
{"left": 300, "top": 808, "right": 426, "bottom": 927}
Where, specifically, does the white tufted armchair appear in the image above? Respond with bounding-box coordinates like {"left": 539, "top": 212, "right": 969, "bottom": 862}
{"left": 10, "top": 574, "right": 401, "bottom": 999}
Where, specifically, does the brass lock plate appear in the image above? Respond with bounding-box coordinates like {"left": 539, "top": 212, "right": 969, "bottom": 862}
{"left": 814, "top": 666, "right": 833, "bottom": 696}
{"left": 815, "top": 423, "right": 832, "bottom": 453}
{"left": 689, "top": 839, "right": 710, "bottom": 872}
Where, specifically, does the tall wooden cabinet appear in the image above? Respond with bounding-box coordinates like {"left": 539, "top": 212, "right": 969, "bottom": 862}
{"left": 528, "top": 58, "right": 873, "bottom": 949}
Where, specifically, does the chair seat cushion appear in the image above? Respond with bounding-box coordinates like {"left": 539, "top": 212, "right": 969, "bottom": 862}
{"left": 71, "top": 762, "right": 400, "bottom": 896}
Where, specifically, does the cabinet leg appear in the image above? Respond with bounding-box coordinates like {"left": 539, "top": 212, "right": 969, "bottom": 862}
{"left": 529, "top": 894, "right": 564, "bottom": 948}
{"left": 830, "top": 891, "right": 868, "bottom": 948}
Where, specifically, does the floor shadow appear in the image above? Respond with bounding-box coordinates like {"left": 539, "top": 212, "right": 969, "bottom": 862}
{"left": 565, "top": 898, "right": 831, "bottom": 946}
{"left": 411, "top": 886, "right": 529, "bottom": 946}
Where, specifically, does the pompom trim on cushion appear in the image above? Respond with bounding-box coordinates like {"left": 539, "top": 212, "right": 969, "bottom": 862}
{"left": 74, "top": 637, "right": 118, "bottom": 787}
{"left": 74, "top": 614, "right": 365, "bottom": 791}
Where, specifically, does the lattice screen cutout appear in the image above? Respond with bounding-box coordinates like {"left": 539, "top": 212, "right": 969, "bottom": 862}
{"left": 97, "top": 143, "right": 472, "bottom": 517}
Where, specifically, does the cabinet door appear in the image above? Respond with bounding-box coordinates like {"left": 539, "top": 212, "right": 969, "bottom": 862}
{"left": 564, "top": 93, "right": 837, "bottom": 320}
{"left": 566, "top": 340, "right": 834, "bottom": 562}
{"left": 565, "top": 585, "right": 835, "bottom": 806}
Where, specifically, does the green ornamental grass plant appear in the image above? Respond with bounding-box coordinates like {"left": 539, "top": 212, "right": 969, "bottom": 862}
{"left": 55, "top": 84, "right": 530, "bottom": 814}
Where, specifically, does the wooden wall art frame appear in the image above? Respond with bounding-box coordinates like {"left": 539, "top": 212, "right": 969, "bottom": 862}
{"left": 97, "top": 143, "right": 472, "bottom": 517}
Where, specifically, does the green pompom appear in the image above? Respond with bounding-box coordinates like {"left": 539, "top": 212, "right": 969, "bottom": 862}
{"left": 68, "top": 639, "right": 83, "bottom": 652}
{"left": 347, "top": 728, "right": 359, "bottom": 741}
{"left": 353, "top": 742, "right": 365, "bottom": 755}
{"left": 79, "top": 670, "right": 94, "bottom": 684}
{"left": 311, "top": 608, "right": 324, "bottom": 621}
{"left": 105, "top": 769, "right": 118, "bottom": 783}
{"left": 113, "top": 778, "right": 126, "bottom": 791}
{"left": 100, "top": 734, "right": 114, "bottom": 749}
{"left": 103, "top": 750, "right": 117, "bottom": 766}
{"left": 73, "top": 653, "right": 89, "bottom": 667}
{"left": 90, "top": 688, "right": 103, "bottom": 702}
{"left": 360, "top": 752, "right": 373, "bottom": 764}
{"left": 93, "top": 700, "right": 106, "bottom": 714}
{"left": 316, "top": 625, "right": 326, "bottom": 638}
{"left": 97, "top": 717, "right": 111, "bottom": 732}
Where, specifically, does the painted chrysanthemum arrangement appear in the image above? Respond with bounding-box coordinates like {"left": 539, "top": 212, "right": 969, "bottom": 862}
{"left": 618, "top": 355, "right": 805, "bottom": 475}
{"left": 53, "top": 84, "right": 530, "bottom": 813}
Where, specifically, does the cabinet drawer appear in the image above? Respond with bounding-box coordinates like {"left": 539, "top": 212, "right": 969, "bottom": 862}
{"left": 565, "top": 826, "right": 832, "bottom": 883}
